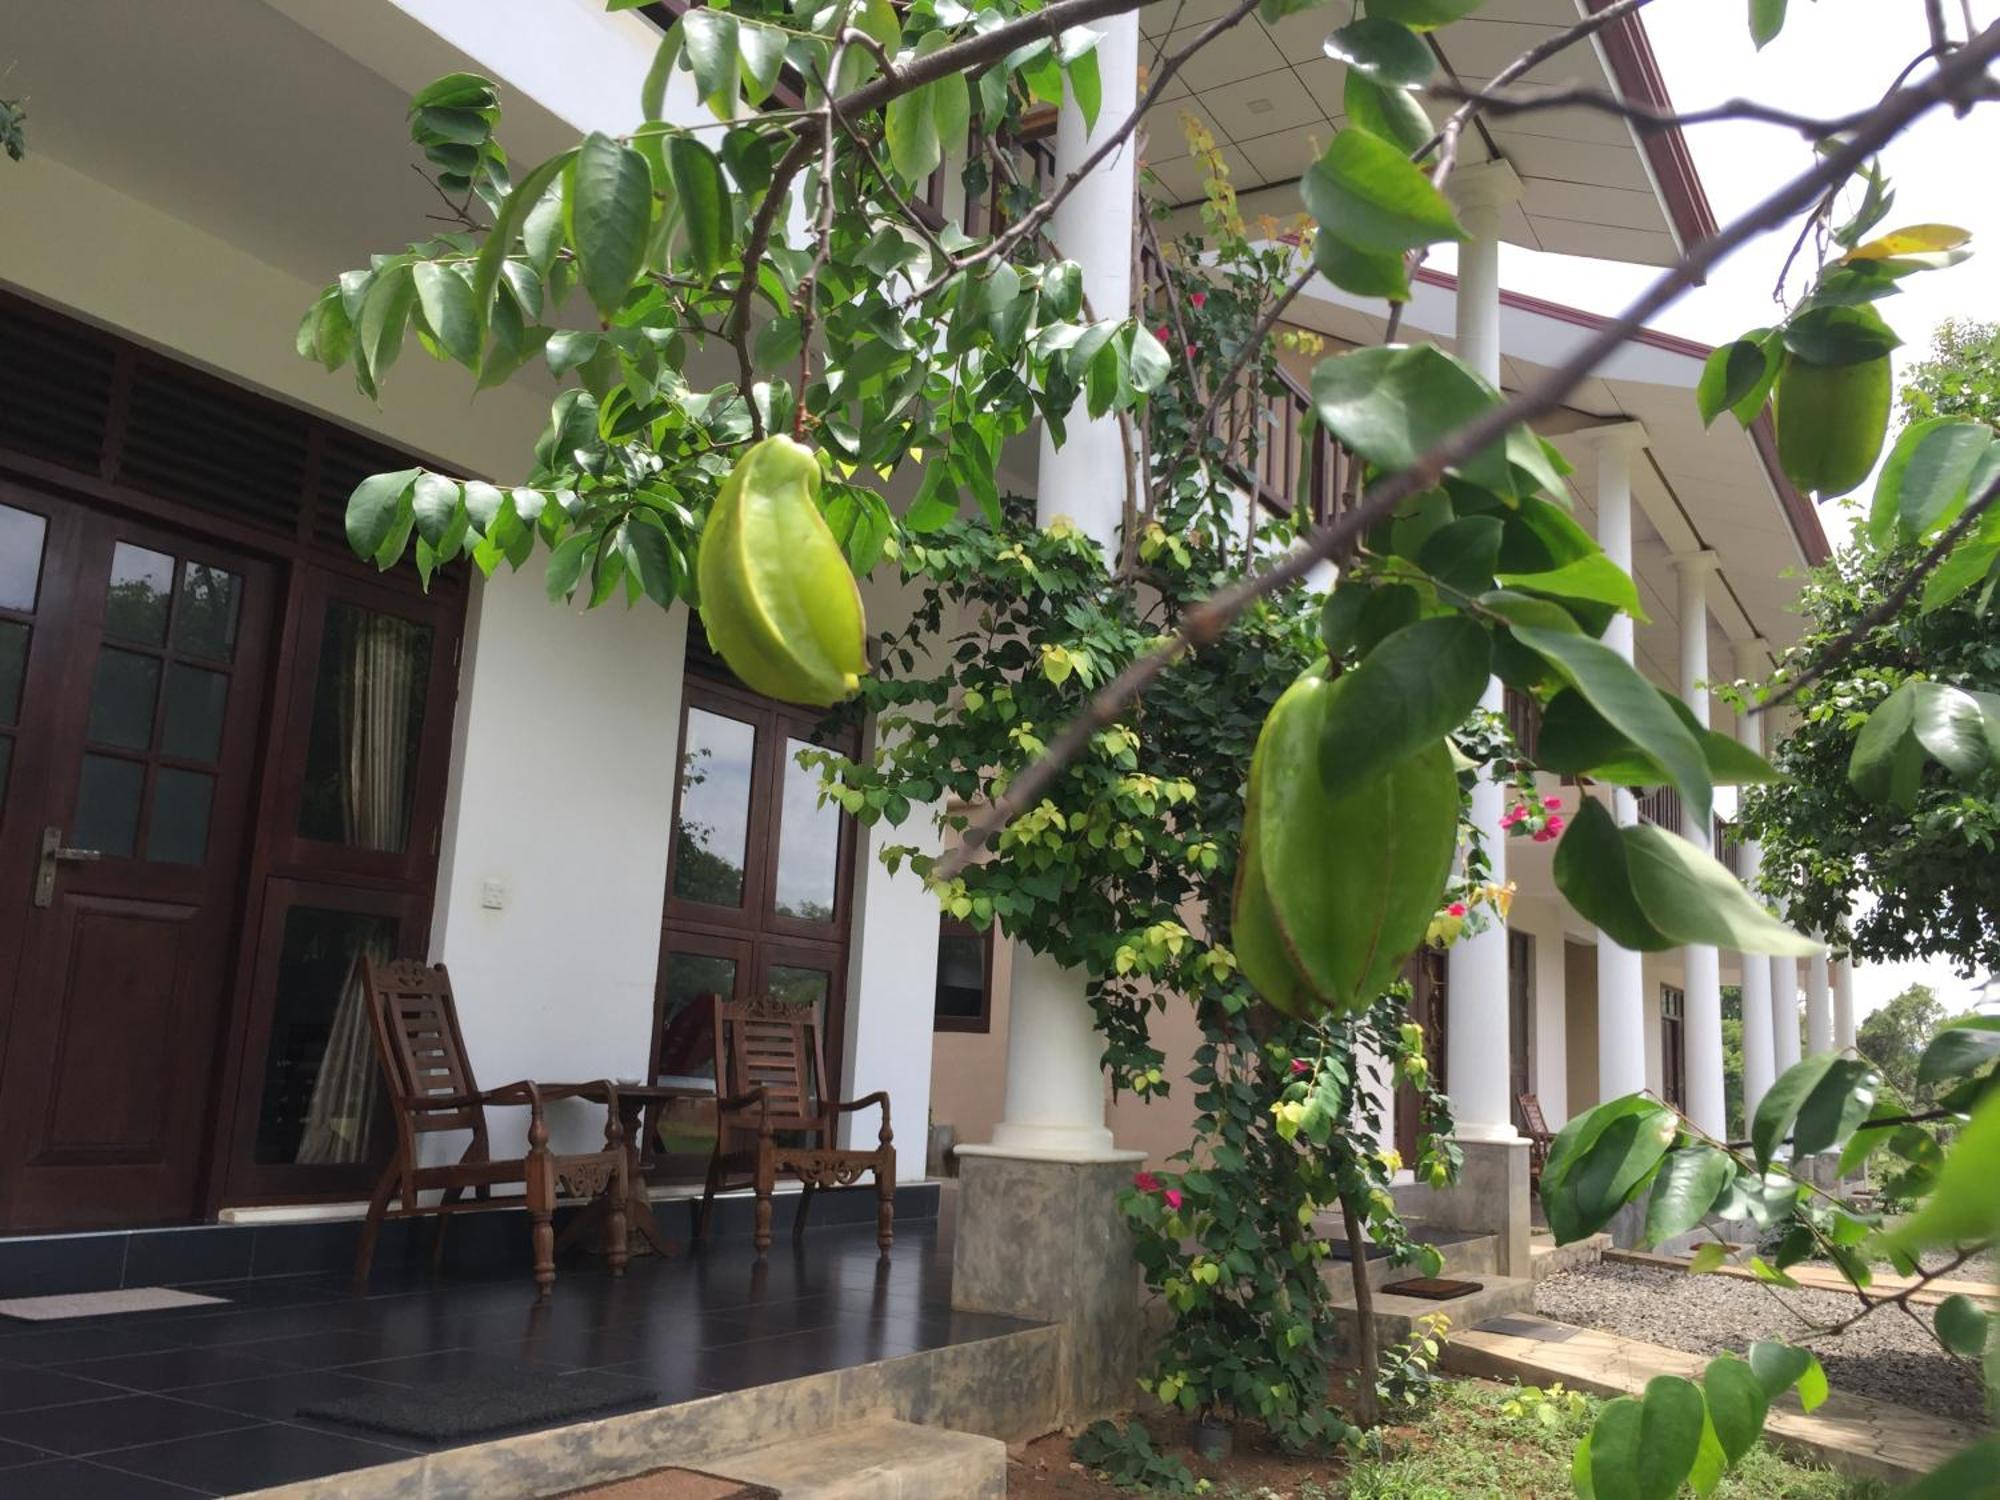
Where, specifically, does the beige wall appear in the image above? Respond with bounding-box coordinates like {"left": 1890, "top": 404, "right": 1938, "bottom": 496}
{"left": 1565, "top": 939, "right": 1601, "bottom": 1114}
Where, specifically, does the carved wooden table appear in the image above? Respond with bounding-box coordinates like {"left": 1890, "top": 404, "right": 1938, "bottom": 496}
{"left": 559, "top": 1083, "right": 707, "bottom": 1260}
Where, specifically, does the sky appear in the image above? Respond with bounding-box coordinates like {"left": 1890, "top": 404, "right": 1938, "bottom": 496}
{"left": 1429, "top": 0, "right": 2000, "bottom": 1023}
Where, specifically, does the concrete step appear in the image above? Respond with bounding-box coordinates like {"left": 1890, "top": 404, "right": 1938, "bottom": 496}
{"left": 1529, "top": 1230, "right": 1610, "bottom": 1281}
{"left": 1325, "top": 1273, "right": 1536, "bottom": 1365}
{"left": 1313, "top": 1220, "right": 1501, "bottom": 1293}
{"left": 711, "top": 1418, "right": 1005, "bottom": 1499}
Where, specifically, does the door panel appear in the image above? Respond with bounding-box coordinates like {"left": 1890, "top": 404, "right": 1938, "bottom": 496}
{"left": 0, "top": 494, "right": 272, "bottom": 1231}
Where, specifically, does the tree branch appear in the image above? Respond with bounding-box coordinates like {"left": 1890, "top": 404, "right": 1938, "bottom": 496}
{"left": 936, "top": 21, "right": 2000, "bottom": 877}
{"left": 1426, "top": 81, "right": 1930, "bottom": 141}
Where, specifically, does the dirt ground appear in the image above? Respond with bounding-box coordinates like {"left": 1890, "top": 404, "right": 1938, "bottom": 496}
{"left": 1006, "top": 1411, "right": 1358, "bottom": 1498}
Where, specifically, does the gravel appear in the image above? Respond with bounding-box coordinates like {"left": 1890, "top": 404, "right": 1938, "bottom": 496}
{"left": 1533, "top": 1261, "right": 1993, "bottom": 1426}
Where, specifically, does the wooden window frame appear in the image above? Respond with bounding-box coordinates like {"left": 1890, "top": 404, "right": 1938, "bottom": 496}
{"left": 932, "top": 916, "right": 995, "bottom": 1034}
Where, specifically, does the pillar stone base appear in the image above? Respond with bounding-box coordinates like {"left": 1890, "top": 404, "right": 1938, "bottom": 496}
{"left": 1390, "top": 1138, "right": 1531, "bottom": 1277}
{"left": 952, "top": 1148, "right": 1146, "bottom": 1428}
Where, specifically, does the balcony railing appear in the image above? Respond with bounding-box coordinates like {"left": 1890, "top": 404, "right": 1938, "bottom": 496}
{"left": 1636, "top": 787, "right": 1741, "bottom": 873}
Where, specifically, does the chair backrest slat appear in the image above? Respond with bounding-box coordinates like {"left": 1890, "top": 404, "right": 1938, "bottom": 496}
{"left": 364, "top": 958, "right": 490, "bottom": 1144}
{"left": 711, "top": 994, "right": 829, "bottom": 1138}
{"left": 1517, "top": 1092, "right": 1552, "bottom": 1142}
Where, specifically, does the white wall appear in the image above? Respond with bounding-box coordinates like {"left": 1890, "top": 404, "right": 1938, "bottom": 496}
{"left": 430, "top": 574, "right": 689, "bottom": 1156}
{"left": 1512, "top": 902, "right": 1570, "bottom": 1125}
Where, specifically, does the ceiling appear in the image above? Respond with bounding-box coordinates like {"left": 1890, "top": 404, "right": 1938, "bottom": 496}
{"left": 1140, "top": 0, "right": 1709, "bottom": 267}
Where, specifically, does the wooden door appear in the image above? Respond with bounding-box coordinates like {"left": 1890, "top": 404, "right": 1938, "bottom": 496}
{"left": 0, "top": 492, "right": 271, "bottom": 1231}
{"left": 1508, "top": 930, "right": 1534, "bottom": 1132}
{"left": 1660, "top": 985, "right": 1687, "bottom": 1111}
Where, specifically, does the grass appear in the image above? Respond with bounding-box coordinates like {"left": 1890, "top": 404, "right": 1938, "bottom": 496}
{"left": 1202, "top": 1381, "right": 1889, "bottom": 1500}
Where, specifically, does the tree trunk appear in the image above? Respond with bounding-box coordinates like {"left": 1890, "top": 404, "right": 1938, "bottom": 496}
{"left": 1340, "top": 1192, "right": 1381, "bottom": 1428}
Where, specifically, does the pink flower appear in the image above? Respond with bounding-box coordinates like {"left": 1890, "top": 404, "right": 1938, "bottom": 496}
{"left": 1499, "top": 807, "right": 1526, "bottom": 829}
{"left": 1185, "top": 343, "right": 1199, "bottom": 359}
{"left": 1163, "top": 1189, "right": 1184, "bottom": 1211}
{"left": 1189, "top": 291, "right": 1207, "bottom": 309}
{"left": 1134, "top": 1171, "right": 1161, "bottom": 1193}
{"left": 1155, "top": 324, "right": 1171, "bottom": 342}
{"left": 1545, "top": 814, "right": 1565, "bottom": 834}
{"left": 1447, "top": 902, "right": 1467, "bottom": 917}
{"left": 1544, "top": 796, "right": 1563, "bottom": 810}
{"left": 1533, "top": 826, "right": 1558, "bottom": 843}
{"left": 1291, "top": 1058, "right": 1310, "bottom": 1074}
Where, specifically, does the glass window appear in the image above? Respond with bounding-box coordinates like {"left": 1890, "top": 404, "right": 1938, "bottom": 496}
{"left": 0, "top": 504, "right": 46, "bottom": 611}
{"left": 253, "top": 906, "right": 399, "bottom": 1165}
{"left": 767, "top": 963, "right": 829, "bottom": 1018}
{"left": 87, "top": 648, "right": 161, "bottom": 749}
{"left": 173, "top": 563, "right": 242, "bottom": 661}
{"left": 160, "top": 664, "right": 229, "bottom": 763}
{"left": 773, "top": 738, "right": 841, "bottom": 922}
{"left": 656, "top": 950, "right": 737, "bottom": 1087}
{"left": 73, "top": 753, "right": 144, "bottom": 857}
{"left": 0, "top": 620, "right": 27, "bottom": 723}
{"left": 298, "top": 603, "right": 433, "bottom": 852}
{"left": 934, "top": 921, "right": 990, "bottom": 1030}
{"left": 146, "top": 768, "right": 214, "bottom": 865}
{"left": 104, "top": 543, "right": 175, "bottom": 645}
{"left": 671, "top": 709, "right": 756, "bottom": 907}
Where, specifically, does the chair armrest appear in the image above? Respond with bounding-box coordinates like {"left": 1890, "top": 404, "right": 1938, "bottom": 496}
{"left": 716, "top": 1087, "right": 767, "bottom": 1112}
{"left": 413, "top": 1082, "right": 542, "bottom": 1111}
{"left": 534, "top": 1080, "right": 620, "bottom": 1105}
{"left": 833, "top": 1091, "right": 890, "bottom": 1119}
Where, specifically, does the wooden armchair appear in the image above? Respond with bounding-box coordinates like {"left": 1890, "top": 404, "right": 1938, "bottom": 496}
{"left": 355, "top": 959, "right": 628, "bottom": 1295}
{"left": 1518, "top": 1092, "right": 1555, "bottom": 1191}
{"left": 697, "top": 994, "right": 894, "bottom": 1256}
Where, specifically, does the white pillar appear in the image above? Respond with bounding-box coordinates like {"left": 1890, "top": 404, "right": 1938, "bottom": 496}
{"left": 1442, "top": 162, "right": 1525, "bottom": 1143}
{"left": 1771, "top": 955, "right": 1802, "bottom": 1073}
{"left": 1578, "top": 422, "right": 1650, "bottom": 1104}
{"left": 1672, "top": 551, "right": 1726, "bottom": 1138}
{"left": 1833, "top": 954, "right": 1857, "bottom": 1052}
{"left": 976, "top": 9, "right": 1140, "bottom": 1164}
{"left": 1805, "top": 949, "right": 1834, "bottom": 1056}
{"left": 1732, "top": 638, "right": 1777, "bottom": 1132}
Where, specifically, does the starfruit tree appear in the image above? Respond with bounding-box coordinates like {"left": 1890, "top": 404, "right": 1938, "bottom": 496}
{"left": 302, "top": 0, "right": 2000, "bottom": 1488}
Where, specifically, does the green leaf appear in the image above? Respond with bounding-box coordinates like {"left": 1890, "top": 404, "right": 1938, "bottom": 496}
{"left": 1312, "top": 345, "right": 1512, "bottom": 489}
{"left": 1513, "top": 624, "right": 1711, "bottom": 827}
{"left": 1700, "top": 1356, "right": 1767, "bottom": 1466}
{"left": 1696, "top": 338, "right": 1773, "bottom": 428}
{"left": 1882, "top": 1090, "right": 2000, "bottom": 1255}
{"left": 1344, "top": 71, "right": 1433, "bottom": 156}
{"left": 1318, "top": 616, "right": 1491, "bottom": 795}
{"left": 1644, "top": 1147, "right": 1734, "bottom": 1246}
{"left": 1313, "top": 229, "right": 1412, "bottom": 300}
{"left": 346, "top": 468, "right": 419, "bottom": 562}
{"left": 1783, "top": 304, "right": 1901, "bottom": 366}
{"left": 1554, "top": 799, "right": 1671, "bottom": 951}
{"left": 1301, "top": 130, "right": 1465, "bottom": 257}
{"left": 1063, "top": 36, "right": 1101, "bottom": 132}
{"left": 1749, "top": 0, "right": 1788, "bottom": 47}
{"left": 1795, "top": 1355, "right": 1828, "bottom": 1413}
{"left": 412, "top": 262, "right": 480, "bottom": 368}
{"left": 1497, "top": 553, "right": 1644, "bottom": 617}
{"left": 1868, "top": 418, "right": 1995, "bottom": 544}
{"left": 1935, "top": 1293, "right": 1989, "bottom": 1358}
{"left": 1848, "top": 678, "right": 1920, "bottom": 802}
{"left": 640, "top": 19, "right": 682, "bottom": 120}
{"left": 411, "top": 472, "right": 461, "bottom": 547}
{"left": 1623, "top": 823, "right": 1823, "bottom": 958}
{"left": 885, "top": 81, "right": 943, "bottom": 184}
{"left": 1747, "top": 1340, "right": 1810, "bottom": 1400}
{"left": 1323, "top": 19, "right": 1433, "bottom": 88}
{"left": 569, "top": 132, "right": 652, "bottom": 318}
{"left": 1790, "top": 1057, "right": 1880, "bottom": 1158}
{"left": 1365, "top": 0, "right": 1487, "bottom": 27}
{"left": 469, "top": 150, "right": 575, "bottom": 354}
{"left": 1751, "top": 1054, "right": 1840, "bottom": 1170}
{"left": 1918, "top": 1016, "right": 2000, "bottom": 1085}
{"left": 735, "top": 19, "right": 787, "bottom": 104}
{"left": 1541, "top": 1094, "right": 1679, "bottom": 1245}
{"left": 1688, "top": 1241, "right": 1730, "bottom": 1275}
{"left": 665, "top": 135, "right": 728, "bottom": 281}
{"left": 357, "top": 263, "right": 418, "bottom": 385}
{"left": 681, "top": 7, "right": 739, "bottom": 113}
{"left": 1910, "top": 680, "right": 2000, "bottom": 777}
{"left": 1921, "top": 510, "right": 2000, "bottom": 613}
{"left": 1127, "top": 323, "right": 1171, "bottom": 394}
{"left": 1589, "top": 1377, "right": 1706, "bottom": 1500}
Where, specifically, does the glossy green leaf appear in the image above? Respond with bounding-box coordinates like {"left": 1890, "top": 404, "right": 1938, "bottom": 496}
{"left": 1918, "top": 1016, "right": 2000, "bottom": 1084}
{"left": 1623, "top": 823, "right": 1823, "bottom": 957}
{"left": 1696, "top": 338, "right": 1772, "bottom": 428}
{"left": 1790, "top": 1057, "right": 1880, "bottom": 1158}
{"left": 1796, "top": 1354, "right": 1828, "bottom": 1413}
{"left": 1588, "top": 1377, "right": 1705, "bottom": 1500}
{"left": 1688, "top": 1241, "right": 1730, "bottom": 1275}
{"left": 1848, "top": 678, "right": 1920, "bottom": 801}
{"left": 1313, "top": 228, "right": 1411, "bottom": 300}
{"left": 1496, "top": 552, "right": 1644, "bottom": 617}
{"left": 410, "top": 472, "right": 461, "bottom": 547}
{"left": 1749, "top": 0, "right": 1788, "bottom": 47}
{"left": 1416, "top": 515, "right": 1503, "bottom": 597}
{"left": 1513, "top": 624, "right": 1711, "bottom": 827}
{"left": 665, "top": 135, "right": 728, "bottom": 281}
{"left": 1554, "top": 799, "right": 1671, "bottom": 951}
{"left": 1317, "top": 615, "right": 1491, "bottom": 794}
{"left": 681, "top": 7, "right": 739, "bottom": 112}
{"left": 469, "top": 149, "right": 575, "bottom": 357}
{"left": 1747, "top": 1340, "right": 1810, "bottom": 1400}
{"left": 346, "top": 468, "right": 419, "bottom": 562}
{"left": 1344, "top": 70, "right": 1433, "bottom": 156}
{"left": 413, "top": 263, "right": 479, "bottom": 368}
{"left": 1312, "top": 345, "right": 1512, "bottom": 490}
{"left": 1868, "top": 418, "right": 1994, "bottom": 544}
{"left": 1912, "top": 681, "right": 2000, "bottom": 777}
{"left": 1935, "top": 1293, "right": 1989, "bottom": 1358}
{"left": 1541, "top": 1094, "right": 1678, "bottom": 1245}
{"left": 735, "top": 20, "right": 787, "bottom": 104}
{"left": 1644, "top": 1147, "right": 1734, "bottom": 1246}
{"left": 569, "top": 132, "right": 653, "bottom": 315}
{"left": 1751, "top": 1053, "right": 1840, "bottom": 1169}
{"left": 357, "top": 263, "right": 417, "bottom": 384}
{"left": 1323, "top": 18, "right": 1433, "bottom": 87}
{"left": 885, "top": 81, "right": 942, "bottom": 184}
{"left": 1783, "top": 304, "right": 1900, "bottom": 366}
{"left": 1300, "top": 130, "right": 1465, "bottom": 257}
{"left": 1920, "top": 510, "right": 2000, "bottom": 613}
{"left": 1700, "top": 1356, "right": 1767, "bottom": 1466}
{"left": 1882, "top": 1090, "right": 2000, "bottom": 1255}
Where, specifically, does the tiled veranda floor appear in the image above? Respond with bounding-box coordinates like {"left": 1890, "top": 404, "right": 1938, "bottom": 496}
{"left": 0, "top": 1218, "right": 1029, "bottom": 1498}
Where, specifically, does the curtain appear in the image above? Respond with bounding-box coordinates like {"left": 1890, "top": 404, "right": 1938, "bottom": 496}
{"left": 295, "top": 608, "right": 422, "bottom": 1165}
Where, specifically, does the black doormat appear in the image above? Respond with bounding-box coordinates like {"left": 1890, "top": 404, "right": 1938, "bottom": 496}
{"left": 302, "top": 1368, "right": 659, "bottom": 1443}
{"left": 1381, "top": 1277, "right": 1483, "bottom": 1301}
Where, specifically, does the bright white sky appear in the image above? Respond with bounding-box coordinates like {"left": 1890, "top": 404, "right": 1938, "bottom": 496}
{"left": 1437, "top": 0, "right": 2000, "bottom": 1022}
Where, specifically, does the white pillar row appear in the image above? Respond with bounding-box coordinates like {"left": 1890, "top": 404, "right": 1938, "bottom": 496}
{"left": 1771, "top": 955, "right": 1802, "bottom": 1073}
{"left": 1732, "top": 637, "right": 1777, "bottom": 1131}
{"left": 1805, "top": 949, "right": 1834, "bottom": 1056}
{"left": 1443, "top": 161, "right": 1526, "bottom": 1142}
{"left": 1833, "top": 954, "right": 1857, "bottom": 1052}
{"left": 1578, "top": 422, "right": 1650, "bottom": 1104}
{"left": 1671, "top": 551, "right": 1726, "bottom": 1139}
{"left": 976, "top": 9, "right": 1140, "bottom": 1163}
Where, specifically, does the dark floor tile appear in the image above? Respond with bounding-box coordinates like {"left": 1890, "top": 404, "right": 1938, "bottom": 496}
{"left": 0, "top": 1365, "right": 129, "bottom": 1415}
{"left": 121, "top": 1228, "right": 254, "bottom": 1290}
{"left": 0, "top": 1394, "right": 259, "bottom": 1456}
{"left": 91, "top": 1422, "right": 411, "bottom": 1495}
{"left": 0, "top": 1457, "right": 209, "bottom": 1498}
{"left": 169, "top": 1369, "right": 407, "bottom": 1423}
{"left": 327, "top": 1349, "right": 566, "bottom": 1386}
{"left": 0, "top": 1322, "right": 195, "bottom": 1366}
{"left": 609, "top": 1323, "right": 916, "bottom": 1396}
{"left": 54, "top": 1346, "right": 294, "bottom": 1394}
{"left": 163, "top": 1300, "right": 379, "bottom": 1349}
{"left": 0, "top": 1434, "right": 56, "bottom": 1469}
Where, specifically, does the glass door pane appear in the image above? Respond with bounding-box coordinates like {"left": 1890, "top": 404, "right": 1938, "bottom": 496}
{"left": 298, "top": 603, "right": 434, "bottom": 853}
{"left": 772, "top": 736, "right": 842, "bottom": 923}
{"left": 656, "top": 947, "right": 742, "bottom": 1087}
{"left": 671, "top": 707, "right": 758, "bottom": 910}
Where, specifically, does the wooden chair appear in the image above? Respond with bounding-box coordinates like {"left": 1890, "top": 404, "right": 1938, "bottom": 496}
{"left": 1518, "top": 1092, "right": 1555, "bottom": 1190}
{"left": 355, "top": 959, "right": 629, "bottom": 1296}
{"left": 697, "top": 994, "right": 894, "bottom": 1256}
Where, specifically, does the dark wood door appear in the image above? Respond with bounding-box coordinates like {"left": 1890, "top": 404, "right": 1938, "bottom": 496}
{"left": 0, "top": 492, "right": 272, "bottom": 1231}
{"left": 1508, "top": 930, "right": 1534, "bottom": 1132}
{"left": 1660, "top": 985, "right": 1687, "bottom": 1111}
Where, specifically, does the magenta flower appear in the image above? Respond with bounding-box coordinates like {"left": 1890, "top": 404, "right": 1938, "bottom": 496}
{"left": 1447, "top": 901, "right": 1467, "bottom": 917}
{"left": 1163, "top": 1188, "right": 1184, "bottom": 1210}
{"left": 1190, "top": 291, "right": 1207, "bottom": 309}
{"left": 1156, "top": 325, "right": 1172, "bottom": 342}
{"left": 1545, "top": 796, "right": 1563, "bottom": 810}
{"left": 1291, "top": 1058, "right": 1310, "bottom": 1074}
{"left": 1134, "top": 1171, "right": 1161, "bottom": 1193}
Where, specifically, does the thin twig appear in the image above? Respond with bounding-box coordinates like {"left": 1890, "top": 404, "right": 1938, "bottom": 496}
{"left": 1427, "top": 81, "right": 1929, "bottom": 140}
{"left": 936, "top": 22, "right": 2000, "bottom": 876}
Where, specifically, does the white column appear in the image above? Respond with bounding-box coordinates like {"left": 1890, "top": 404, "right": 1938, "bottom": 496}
{"left": 1732, "top": 638, "right": 1777, "bottom": 1132}
{"left": 1833, "top": 954, "right": 1857, "bottom": 1052}
{"left": 1672, "top": 551, "right": 1726, "bottom": 1138}
{"left": 1805, "top": 950, "right": 1834, "bottom": 1056}
{"left": 975, "top": 9, "right": 1140, "bottom": 1164}
{"left": 1442, "top": 162, "right": 1525, "bottom": 1142}
{"left": 1578, "top": 422, "right": 1650, "bottom": 1103}
{"left": 1772, "top": 955, "right": 1802, "bottom": 1073}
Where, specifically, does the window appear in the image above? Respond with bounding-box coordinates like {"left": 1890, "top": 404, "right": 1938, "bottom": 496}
{"left": 1661, "top": 984, "right": 1687, "bottom": 1110}
{"left": 933, "top": 918, "right": 993, "bottom": 1033}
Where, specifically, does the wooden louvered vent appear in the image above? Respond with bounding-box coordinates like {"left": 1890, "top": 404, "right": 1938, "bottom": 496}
{"left": 117, "top": 357, "right": 311, "bottom": 533}
{"left": 0, "top": 300, "right": 118, "bottom": 473}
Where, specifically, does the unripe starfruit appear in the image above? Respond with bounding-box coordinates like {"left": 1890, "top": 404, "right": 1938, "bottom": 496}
{"left": 1232, "top": 664, "right": 1458, "bottom": 1017}
{"left": 697, "top": 435, "right": 867, "bottom": 706}
{"left": 1774, "top": 353, "right": 1891, "bottom": 498}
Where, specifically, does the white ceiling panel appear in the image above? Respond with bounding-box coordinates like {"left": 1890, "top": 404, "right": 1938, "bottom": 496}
{"left": 1142, "top": 95, "right": 1225, "bottom": 161}
{"left": 1526, "top": 179, "right": 1676, "bottom": 233}
{"left": 1203, "top": 66, "right": 1327, "bottom": 139}
{"left": 1145, "top": 143, "right": 1258, "bottom": 201}
{"left": 1166, "top": 21, "right": 1287, "bottom": 90}
{"left": 1237, "top": 123, "right": 1335, "bottom": 183}
{"left": 1506, "top": 133, "right": 1657, "bottom": 193}
{"left": 1529, "top": 218, "right": 1678, "bottom": 266}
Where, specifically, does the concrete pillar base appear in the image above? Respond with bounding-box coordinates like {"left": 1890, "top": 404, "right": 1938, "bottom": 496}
{"left": 951, "top": 1150, "right": 1146, "bottom": 1428}
{"left": 1392, "top": 1138, "right": 1532, "bottom": 1276}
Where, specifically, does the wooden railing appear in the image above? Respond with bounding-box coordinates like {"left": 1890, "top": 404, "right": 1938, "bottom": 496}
{"left": 1637, "top": 787, "right": 1741, "bottom": 874}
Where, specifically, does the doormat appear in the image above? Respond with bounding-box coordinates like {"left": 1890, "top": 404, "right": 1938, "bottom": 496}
{"left": 302, "top": 1368, "right": 659, "bottom": 1443}
{"left": 0, "top": 1287, "right": 227, "bottom": 1322}
{"left": 1380, "top": 1277, "right": 1483, "bottom": 1301}
{"left": 556, "top": 1468, "right": 779, "bottom": 1499}
{"left": 1476, "top": 1314, "right": 1580, "bottom": 1343}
